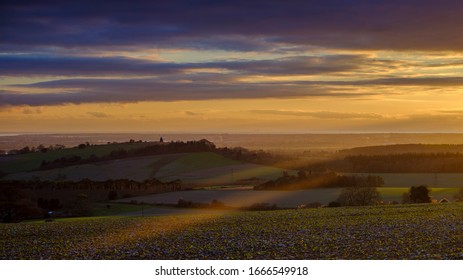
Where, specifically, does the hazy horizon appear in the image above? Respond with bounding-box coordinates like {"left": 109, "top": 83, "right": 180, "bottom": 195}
{"left": 4, "top": 132, "right": 463, "bottom": 152}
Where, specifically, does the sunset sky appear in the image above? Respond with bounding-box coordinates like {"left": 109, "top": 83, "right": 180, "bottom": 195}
{"left": 2, "top": 0, "right": 463, "bottom": 133}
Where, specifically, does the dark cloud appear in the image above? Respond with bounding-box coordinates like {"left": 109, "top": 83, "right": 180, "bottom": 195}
{"left": 207, "top": 55, "right": 364, "bottom": 75}
{"left": 0, "top": 54, "right": 363, "bottom": 77}
{"left": 284, "top": 76, "right": 463, "bottom": 87}
{"left": 0, "top": 77, "right": 341, "bottom": 106}
{"left": 328, "top": 77, "right": 463, "bottom": 87}
{"left": 4, "top": 74, "right": 463, "bottom": 107}
{"left": 3, "top": 0, "right": 463, "bottom": 52}
{"left": 0, "top": 55, "right": 183, "bottom": 76}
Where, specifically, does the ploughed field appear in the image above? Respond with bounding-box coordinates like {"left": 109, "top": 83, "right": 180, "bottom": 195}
{"left": 2, "top": 203, "right": 462, "bottom": 259}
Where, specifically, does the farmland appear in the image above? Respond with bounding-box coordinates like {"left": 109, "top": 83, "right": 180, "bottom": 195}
{"left": 0, "top": 141, "right": 154, "bottom": 174}
{"left": 1, "top": 203, "right": 462, "bottom": 259}
{"left": 2, "top": 152, "right": 290, "bottom": 184}
{"left": 116, "top": 187, "right": 459, "bottom": 207}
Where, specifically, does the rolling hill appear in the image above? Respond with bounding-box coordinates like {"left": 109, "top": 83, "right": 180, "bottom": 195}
{"left": 0, "top": 141, "right": 154, "bottom": 174}
{"left": 1, "top": 150, "right": 291, "bottom": 186}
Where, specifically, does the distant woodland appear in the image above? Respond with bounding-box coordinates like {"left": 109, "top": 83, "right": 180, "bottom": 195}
{"left": 339, "top": 144, "right": 463, "bottom": 155}
{"left": 5, "top": 141, "right": 463, "bottom": 175}
{"left": 255, "top": 171, "right": 384, "bottom": 190}
{"left": 301, "top": 144, "right": 463, "bottom": 173}
{"left": 36, "top": 139, "right": 284, "bottom": 171}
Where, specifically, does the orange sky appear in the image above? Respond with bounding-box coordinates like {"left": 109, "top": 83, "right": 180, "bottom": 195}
{"left": 3, "top": 1, "right": 463, "bottom": 133}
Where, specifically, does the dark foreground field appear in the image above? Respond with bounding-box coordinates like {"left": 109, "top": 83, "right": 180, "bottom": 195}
{"left": 1, "top": 203, "right": 462, "bottom": 260}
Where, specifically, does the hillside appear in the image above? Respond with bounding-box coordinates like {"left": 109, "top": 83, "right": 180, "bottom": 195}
{"left": 0, "top": 141, "right": 155, "bottom": 174}
{"left": 2, "top": 151, "right": 291, "bottom": 186}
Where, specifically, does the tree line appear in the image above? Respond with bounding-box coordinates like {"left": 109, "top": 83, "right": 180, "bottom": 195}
{"left": 1, "top": 144, "right": 66, "bottom": 156}
{"left": 329, "top": 185, "right": 438, "bottom": 207}
{"left": 0, "top": 178, "right": 183, "bottom": 223}
{"left": 1, "top": 178, "right": 182, "bottom": 192}
{"left": 37, "top": 139, "right": 287, "bottom": 171}
{"left": 38, "top": 139, "right": 217, "bottom": 170}
{"left": 339, "top": 144, "right": 463, "bottom": 156}
{"left": 254, "top": 171, "right": 384, "bottom": 190}
{"left": 343, "top": 153, "right": 463, "bottom": 173}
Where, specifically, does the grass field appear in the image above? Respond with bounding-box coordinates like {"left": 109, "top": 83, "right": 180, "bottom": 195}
{"left": 3, "top": 152, "right": 291, "bottom": 185}
{"left": 0, "top": 142, "right": 154, "bottom": 173}
{"left": 116, "top": 187, "right": 460, "bottom": 207}
{"left": 1, "top": 203, "right": 462, "bottom": 259}
{"left": 90, "top": 203, "right": 155, "bottom": 216}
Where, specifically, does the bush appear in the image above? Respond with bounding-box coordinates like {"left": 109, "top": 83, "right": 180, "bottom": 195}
{"left": 337, "top": 186, "right": 381, "bottom": 206}
{"left": 69, "top": 193, "right": 92, "bottom": 216}
{"left": 327, "top": 201, "right": 341, "bottom": 207}
{"left": 0, "top": 186, "right": 41, "bottom": 222}
{"left": 406, "top": 185, "right": 432, "bottom": 203}
{"left": 243, "top": 203, "right": 279, "bottom": 211}
{"left": 210, "top": 199, "right": 225, "bottom": 208}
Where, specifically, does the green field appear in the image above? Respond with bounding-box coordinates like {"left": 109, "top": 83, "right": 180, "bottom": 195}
{"left": 2, "top": 203, "right": 462, "bottom": 259}
{"left": 117, "top": 187, "right": 460, "bottom": 207}
{"left": 0, "top": 142, "right": 154, "bottom": 173}
{"left": 90, "top": 203, "right": 155, "bottom": 216}
{"left": 2, "top": 152, "right": 291, "bottom": 185}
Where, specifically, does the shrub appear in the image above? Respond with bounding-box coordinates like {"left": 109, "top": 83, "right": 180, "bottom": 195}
{"left": 0, "top": 186, "right": 41, "bottom": 222}
{"left": 407, "top": 185, "right": 432, "bottom": 203}
{"left": 242, "top": 203, "right": 279, "bottom": 211}
{"left": 337, "top": 186, "right": 381, "bottom": 206}
{"left": 327, "top": 201, "right": 341, "bottom": 207}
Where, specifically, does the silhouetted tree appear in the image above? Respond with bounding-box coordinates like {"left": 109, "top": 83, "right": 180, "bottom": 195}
{"left": 70, "top": 193, "right": 92, "bottom": 216}
{"left": 18, "top": 146, "right": 31, "bottom": 154}
{"left": 327, "top": 201, "right": 341, "bottom": 207}
{"left": 0, "top": 186, "right": 41, "bottom": 222}
{"left": 408, "top": 185, "right": 431, "bottom": 203}
{"left": 337, "top": 186, "right": 381, "bottom": 206}
{"left": 37, "top": 198, "right": 62, "bottom": 212}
